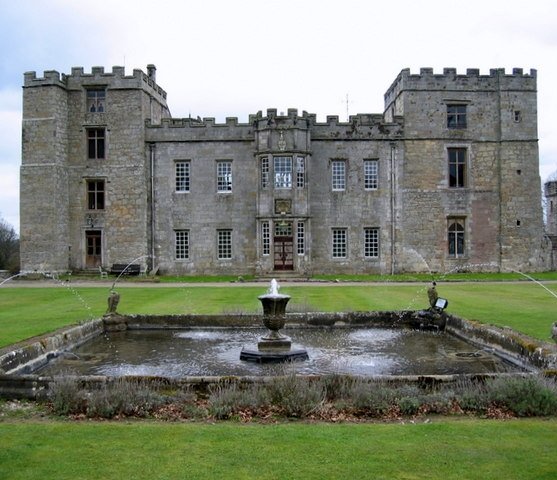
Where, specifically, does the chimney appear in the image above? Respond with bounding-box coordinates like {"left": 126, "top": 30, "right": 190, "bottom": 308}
{"left": 147, "top": 64, "right": 156, "bottom": 82}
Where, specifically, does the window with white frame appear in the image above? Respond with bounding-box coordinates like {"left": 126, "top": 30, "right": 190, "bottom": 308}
{"left": 274, "top": 156, "right": 292, "bottom": 188}
{"left": 296, "top": 156, "right": 305, "bottom": 188}
{"left": 217, "top": 229, "right": 232, "bottom": 259}
{"left": 364, "top": 228, "right": 379, "bottom": 258}
{"left": 175, "top": 230, "right": 189, "bottom": 259}
{"left": 262, "top": 221, "right": 270, "bottom": 255}
{"left": 217, "top": 161, "right": 232, "bottom": 192}
{"left": 297, "top": 221, "right": 305, "bottom": 255}
{"left": 175, "top": 161, "right": 190, "bottom": 192}
{"left": 364, "top": 159, "right": 378, "bottom": 190}
{"left": 261, "top": 157, "right": 269, "bottom": 188}
{"left": 332, "top": 228, "right": 347, "bottom": 258}
{"left": 448, "top": 218, "right": 465, "bottom": 257}
{"left": 332, "top": 160, "right": 346, "bottom": 191}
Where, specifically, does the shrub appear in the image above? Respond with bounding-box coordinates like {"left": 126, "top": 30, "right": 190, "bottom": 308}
{"left": 208, "top": 382, "right": 266, "bottom": 420}
{"left": 321, "top": 374, "right": 360, "bottom": 401}
{"left": 86, "top": 379, "right": 167, "bottom": 418}
{"left": 394, "top": 385, "right": 424, "bottom": 415}
{"left": 452, "top": 378, "right": 490, "bottom": 412}
{"left": 486, "top": 375, "right": 557, "bottom": 417}
{"left": 397, "top": 396, "right": 421, "bottom": 415}
{"left": 48, "top": 375, "right": 85, "bottom": 415}
{"left": 266, "top": 375, "right": 325, "bottom": 417}
{"left": 349, "top": 380, "right": 394, "bottom": 415}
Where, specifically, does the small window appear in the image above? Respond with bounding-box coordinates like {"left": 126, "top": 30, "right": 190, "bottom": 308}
{"left": 87, "top": 128, "right": 105, "bottom": 159}
{"left": 297, "top": 221, "right": 305, "bottom": 255}
{"left": 175, "top": 230, "right": 189, "bottom": 259}
{"left": 364, "top": 228, "right": 379, "bottom": 258}
{"left": 87, "top": 89, "right": 106, "bottom": 113}
{"left": 296, "top": 156, "right": 305, "bottom": 188}
{"left": 262, "top": 221, "right": 270, "bottom": 255}
{"left": 447, "top": 105, "right": 467, "bottom": 129}
{"left": 217, "top": 229, "right": 232, "bottom": 259}
{"left": 332, "top": 228, "right": 347, "bottom": 258}
{"left": 87, "top": 180, "right": 105, "bottom": 210}
{"left": 217, "top": 161, "right": 232, "bottom": 192}
{"left": 514, "top": 110, "right": 522, "bottom": 123}
{"left": 261, "top": 157, "right": 269, "bottom": 188}
{"left": 448, "top": 148, "right": 467, "bottom": 188}
{"left": 175, "top": 161, "right": 190, "bottom": 192}
{"left": 332, "top": 161, "right": 346, "bottom": 191}
{"left": 448, "top": 219, "right": 465, "bottom": 257}
{"left": 274, "top": 156, "right": 292, "bottom": 189}
{"left": 364, "top": 160, "right": 378, "bottom": 190}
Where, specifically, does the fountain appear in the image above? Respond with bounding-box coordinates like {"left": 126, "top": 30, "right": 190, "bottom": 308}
{"left": 2, "top": 269, "right": 557, "bottom": 400}
{"left": 240, "top": 279, "right": 309, "bottom": 363}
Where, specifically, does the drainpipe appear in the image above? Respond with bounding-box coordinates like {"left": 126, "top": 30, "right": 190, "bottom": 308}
{"left": 390, "top": 142, "right": 397, "bottom": 275}
{"left": 149, "top": 143, "right": 156, "bottom": 272}
{"left": 496, "top": 71, "right": 503, "bottom": 272}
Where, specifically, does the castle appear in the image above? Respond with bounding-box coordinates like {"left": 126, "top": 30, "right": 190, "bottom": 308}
{"left": 20, "top": 65, "right": 552, "bottom": 276}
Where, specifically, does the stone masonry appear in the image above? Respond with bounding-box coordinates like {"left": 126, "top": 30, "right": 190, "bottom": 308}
{"left": 20, "top": 65, "right": 552, "bottom": 276}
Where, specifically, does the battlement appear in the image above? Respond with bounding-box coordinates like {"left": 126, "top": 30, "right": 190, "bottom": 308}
{"left": 146, "top": 107, "right": 403, "bottom": 143}
{"left": 151, "top": 108, "right": 399, "bottom": 130}
{"left": 24, "top": 65, "right": 167, "bottom": 100}
{"left": 384, "top": 67, "right": 537, "bottom": 109}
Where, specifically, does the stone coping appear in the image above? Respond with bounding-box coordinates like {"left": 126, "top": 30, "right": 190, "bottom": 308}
{"left": 0, "top": 311, "right": 556, "bottom": 399}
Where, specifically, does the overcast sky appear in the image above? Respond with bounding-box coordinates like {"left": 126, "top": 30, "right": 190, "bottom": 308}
{"left": 1, "top": 0, "right": 556, "bottom": 233}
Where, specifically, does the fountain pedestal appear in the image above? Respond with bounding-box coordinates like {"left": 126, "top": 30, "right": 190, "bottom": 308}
{"left": 240, "top": 282, "right": 309, "bottom": 363}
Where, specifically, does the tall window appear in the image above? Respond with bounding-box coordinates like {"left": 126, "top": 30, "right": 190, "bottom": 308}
{"left": 274, "top": 156, "right": 292, "bottom": 188}
{"left": 87, "top": 180, "right": 105, "bottom": 210}
{"left": 364, "top": 160, "right": 378, "bottom": 190}
{"left": 262, "top": 221, "right": 270, "bottom": 255}
{"left": 448, "top": 148, "right": 467, "bottom": 188}
{"left": 332, "top": 228, "right": 347, "bottom": 258}
{"left": 87, "top": 128, "right": 105, "bottom": 159}
{"left": 175, "top": 161, "right": 190, "bottom": 192}
{"left": 448, "top": 219, "right": 465, "bottom": 257}
{"left": 175, "top": 230, "right": 189, "bottom": 259}
{"left": 296, "top": 156, "right": 305, "bottom": 188}
{"left": 332, "top": 161, "right": 346, "bottom": 191}
{"left": 297, "top": 221, "right": 305, "bottom": 255}
{"left": 447, "top": 104, "right": 467, "bottom": 129}
{"left": 87, "top": 89, "right": 106, "bottom": 113}
{"left": 261, "top": 157, "right": 269, "bottom": 188}
{"left": 217, "top": 161, "right": 232, "bottom": 192}
{"left": 217, "top": 229, "right": 232, "bottom": 259}
{"left": 364, "top": 228, "right": 379, "bottom": 258}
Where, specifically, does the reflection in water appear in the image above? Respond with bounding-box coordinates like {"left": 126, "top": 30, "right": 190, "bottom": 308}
{"left": 37, "top": 327, "right": 523, "bottom": 378}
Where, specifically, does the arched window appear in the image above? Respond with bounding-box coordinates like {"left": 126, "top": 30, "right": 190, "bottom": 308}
{"left": 448, "top": 219, "right": 465, "bottom": 257}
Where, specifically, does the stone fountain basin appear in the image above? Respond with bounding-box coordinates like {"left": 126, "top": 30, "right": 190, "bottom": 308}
{"left": 1, "top": 310, "right": 556, "bottom": 399}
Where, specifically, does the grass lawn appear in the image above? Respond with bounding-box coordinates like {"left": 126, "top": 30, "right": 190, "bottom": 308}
{"left": 1, "top": 280, "right": 557, "bottom": 478}
{"left": 1, "top": 282, "right": 557, "bottom": 347}
{"left": 0, "top": 418, "right": 556, "bottom": 480}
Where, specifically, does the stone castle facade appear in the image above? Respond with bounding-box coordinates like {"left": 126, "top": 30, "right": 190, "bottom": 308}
{"left": 20, "top": 65, "right": 551, "bottom": 276}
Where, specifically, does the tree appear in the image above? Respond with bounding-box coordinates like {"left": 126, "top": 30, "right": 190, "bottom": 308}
{"left": 0, "top": 216, "right": 19, "bottom": 273}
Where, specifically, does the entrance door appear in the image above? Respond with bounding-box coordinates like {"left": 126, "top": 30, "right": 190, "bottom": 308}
{"left": 274, "top": 222, "right": 294, "bottom": 271}
{"left": 85, "top": 230, "right": 102, "bottom": 268}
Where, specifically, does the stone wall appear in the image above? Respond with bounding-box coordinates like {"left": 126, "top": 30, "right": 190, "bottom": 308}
{"left": 20, "top": 65, "right": 550, "bottom": 275}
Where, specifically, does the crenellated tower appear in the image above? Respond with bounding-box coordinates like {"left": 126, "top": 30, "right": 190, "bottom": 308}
{"left": 20, "top": 65, "right": 170, "bottom": 272}
{"left": 384, "top": 67, "right": 544, "bottom": 272}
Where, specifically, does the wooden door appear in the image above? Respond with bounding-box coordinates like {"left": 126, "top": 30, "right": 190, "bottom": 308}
{"left": 85, "top": 230, "right": 102, "bottom": 268}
